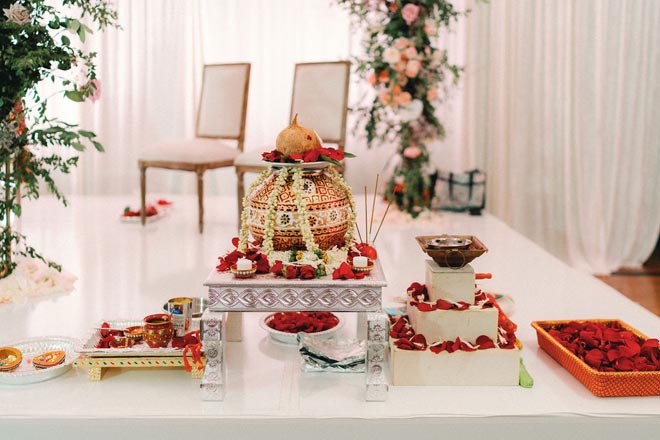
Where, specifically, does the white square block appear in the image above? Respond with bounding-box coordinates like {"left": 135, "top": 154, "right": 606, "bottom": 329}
{"left": 425, "top": 260, "right": 475, "bottom": 303}
{"left": 406, "top": 304, "right": 499, "bottom": 344}
{"left": 391, "top": 343, "right": 520, "bottom": 386}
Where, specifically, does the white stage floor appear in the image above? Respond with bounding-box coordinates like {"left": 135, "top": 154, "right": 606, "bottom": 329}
{"left": 1, "top": 195, "right": 659, "bottom": 439}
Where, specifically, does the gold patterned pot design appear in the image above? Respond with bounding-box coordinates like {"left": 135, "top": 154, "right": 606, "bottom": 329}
{"left": 247, "top": 170, "right": 351, "bottom": 250}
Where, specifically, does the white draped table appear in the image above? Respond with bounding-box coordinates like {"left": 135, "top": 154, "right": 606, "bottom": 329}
{"left": 0, "top": 195, "right": 658, "bottom": 439}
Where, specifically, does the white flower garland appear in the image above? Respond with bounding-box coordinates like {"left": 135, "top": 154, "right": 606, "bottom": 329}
{"left": 327, "top": 167, "right": 358, "bottom": 250}
{"left": 238, "top": 169, "right": 270, "bottom": 252}
{"left": 291, "top": 167, "right": 319, "bottom": 253}
{"left": 262, "top": 167, "right": 289, "bottom": 256}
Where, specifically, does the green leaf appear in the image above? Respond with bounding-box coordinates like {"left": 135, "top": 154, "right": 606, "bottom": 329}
{"left": 11, "top": 204, "right": 22, "bottom": 217}
{"left": 319, "top": 155, "right": 344, "bottom": 168}
{"left": 92, "top": 141, "right": 105, "bottom": 152}
{"left": 78, "top": 130, "right": 95, "bottom": 138}
{"left": 65, "top": 90, "right": 84, "bottom": 102}
{"left": 71, "top": 142, "right": 86, "bottom": 152}
{"left": 61, "top": 35, "right": 70, "bottom": 46}
{"left": 343, "top": 152, "right": 356, "bottom": 158}
{"left": 67, "top": 19, "right": 81, "bottom": 32}
{"left": 77, "top": 26, "right": 86, "bottom": 43}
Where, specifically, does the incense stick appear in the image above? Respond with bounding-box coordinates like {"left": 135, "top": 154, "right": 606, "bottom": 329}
{"left": 355, "top": 219, "right": 364, "bottom": 244}
{"left": 371, "top": 198, "right": 392, "bottom": 244}
{"left": 368, "top": 174, "right": 379, "bottom": 240}
{"left": 364, "top": 188, "right": 369, "bottom": 244}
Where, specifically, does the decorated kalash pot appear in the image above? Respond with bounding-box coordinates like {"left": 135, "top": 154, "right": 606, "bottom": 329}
{"left": 143, "top": 314, "right": 175, "bottom": 348}
{"left": 241, "top": 114, "right": 357, "bottom": 254}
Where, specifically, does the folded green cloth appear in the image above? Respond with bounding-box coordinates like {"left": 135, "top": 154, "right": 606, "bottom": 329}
{"left": 519, "top": 358, "right": 534, "bottom": 388}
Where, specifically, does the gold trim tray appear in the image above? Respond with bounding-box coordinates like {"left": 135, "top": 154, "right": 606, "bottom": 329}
{"left": 76, "top": 319, "right": 184, "bottom": 357}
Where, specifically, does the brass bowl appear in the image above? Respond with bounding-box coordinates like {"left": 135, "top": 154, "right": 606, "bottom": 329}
{"left": 0, "top": 347, "right": 23, "bottom": 372}
{"left": 415, "top": 235, "right": 488, "bottom": 268}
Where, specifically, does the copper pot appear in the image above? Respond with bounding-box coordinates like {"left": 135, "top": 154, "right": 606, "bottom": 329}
{"left": 143, "top": 314, "right": 174, "bottom": 348}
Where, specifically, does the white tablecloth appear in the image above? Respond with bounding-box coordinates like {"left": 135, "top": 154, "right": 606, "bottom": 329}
{"left": 0, "top": 196, "right": 658, "bottom": 439}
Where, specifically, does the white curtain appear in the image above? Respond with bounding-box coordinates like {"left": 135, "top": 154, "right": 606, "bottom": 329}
{"left": 462, "top": 0, "right": 660, "bottom": 273}
{"left": 49, "top": 0, "right": 659, "bottom": 273}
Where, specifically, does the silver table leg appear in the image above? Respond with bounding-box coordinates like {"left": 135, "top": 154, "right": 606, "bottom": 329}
{"left": 366, "top": 311, "right": 389, "bottom": 401}
{"left": 200, "top": 309, "right": 226, "bottom": 401}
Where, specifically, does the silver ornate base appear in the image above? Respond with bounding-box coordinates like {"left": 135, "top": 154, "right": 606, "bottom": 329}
{"left": 200, "top": 262, "right": 388, "bottom": 401}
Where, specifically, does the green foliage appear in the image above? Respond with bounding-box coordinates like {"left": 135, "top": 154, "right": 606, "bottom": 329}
{"left": 0, "top": 0, "right": 118, "bottom": 278}
{"left": 335, "top": 0, "right": 467, "bottom": 217}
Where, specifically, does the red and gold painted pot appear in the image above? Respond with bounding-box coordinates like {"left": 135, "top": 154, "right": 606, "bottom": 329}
{"left": 246, "top": 170, "right": 351, "bottom": 250}
{"left": 143, "top": 314, "right": 174, "bottom": 348}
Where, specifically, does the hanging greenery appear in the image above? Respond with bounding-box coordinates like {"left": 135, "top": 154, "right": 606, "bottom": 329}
{"left": 1, "top": 0, "right": 118, "bottom": 278}
{"left": 336, "top": 0, "right": 467, "bottom": 217}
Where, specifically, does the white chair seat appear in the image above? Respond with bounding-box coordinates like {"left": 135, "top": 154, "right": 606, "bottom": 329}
{"left": 139, "top": 138, "right": 238, "bottom": 164}
{"left": 233, "top": 149, "right": 267, "bottom": 167}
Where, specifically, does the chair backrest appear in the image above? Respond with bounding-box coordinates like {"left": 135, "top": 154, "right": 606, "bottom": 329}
{"left": 196, "top": 63, "right": 251, "bottom": 150}
{"left": 290, "top": 61, "right": 350, "bottom": 149}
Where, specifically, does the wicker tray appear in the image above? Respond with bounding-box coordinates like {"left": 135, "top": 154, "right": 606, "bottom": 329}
{"left": 415, "top": 235, "right": 488, "bottom": 268}
{"left": 531, "top": 319, "right": 660, "bottom": 397}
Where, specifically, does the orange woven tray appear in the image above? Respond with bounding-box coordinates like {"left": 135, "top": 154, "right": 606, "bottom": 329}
{"left": 531, "top": 319, "right": 660, "bottom": 397}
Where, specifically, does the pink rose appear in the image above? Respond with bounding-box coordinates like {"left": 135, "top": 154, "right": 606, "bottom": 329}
{"left": 394, "top": 37, "right": 409, "bottom": 50}
{"left": 404, "top": 46, "right": 418, "bottom": 60}
{"left": 424, "top": 23, "right": 437, "bottom": 36}
{"left": 398, "top": 92, "right": 412, "bottom": 106}
{"left": 403, "top": 145, "right": 423, "bottom": 159}
{"left": 405, "top": 60, "right": 422, "bottom": 78}
{"left": 87, "top": 79, "right": 102, "bottom": 102}
{"left": 395, "top": 60, "right": 407, "bottom": 72}
{"left": 401, "top": 4, "right": 420, "bottom": 26}
{"left": 367, "top": 72, "right": 377, "bottom": 86}
{"left": 426, "top": 87, "right": 438, "bottom": 101}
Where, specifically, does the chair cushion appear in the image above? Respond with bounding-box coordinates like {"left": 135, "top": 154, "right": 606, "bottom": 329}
{"left": 233, "top": 149, "right": 268, "bottom": 168}
{"left": 139, "top": 138, "right": 238, "bottom": 164}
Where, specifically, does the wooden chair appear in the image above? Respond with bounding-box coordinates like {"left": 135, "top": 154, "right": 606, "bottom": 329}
{"left": 138, "top": 63, "right": 251, "bottom": 233}
{"left": 233, "top": 61, "right": 350, "bottom": 223}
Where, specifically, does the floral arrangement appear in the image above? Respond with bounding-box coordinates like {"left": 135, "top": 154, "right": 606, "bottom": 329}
{"left": 1, "top": 0, "right": 118, "bottom": 278}
{"left": 547, "top": 321, "right": 660, "bottom": 372}
{"left": 336, "top": 0, "right": 467, "bottom": 217}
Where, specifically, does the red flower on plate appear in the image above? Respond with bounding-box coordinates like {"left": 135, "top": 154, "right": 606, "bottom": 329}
{"left": 332, "top": 262, "right": 355, "bottom": 280}
{"left": 262, "top": 150, "right": 283, "bottom": 162}
{"left": 299, "top": 265, "right": 316, "bottom": 279}
{"left": 271, "top": 260, "right": 284, "bottom": 275}
{"left": 285, "top": 265, "right": 299, "bottom": 279}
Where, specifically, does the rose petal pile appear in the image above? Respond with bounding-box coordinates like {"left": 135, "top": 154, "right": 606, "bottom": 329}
{"left": 261, "top": 146, "right": 353, "bottom": 165}
{"left": 266, "top": 312, "right": 339, "bottom": 334}
{"left": 547, "top": 321, "right": 660, "bottom": 372}
{"left": 332, "top": 262, "right": 365, "bottom": 280}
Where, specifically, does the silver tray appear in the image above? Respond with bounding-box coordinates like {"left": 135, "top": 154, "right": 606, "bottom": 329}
{"left": 0, "top": 336, "right": 78, "bottom": 385}
{"left": 76, "top": 319, "right": 184, "bottom": 357}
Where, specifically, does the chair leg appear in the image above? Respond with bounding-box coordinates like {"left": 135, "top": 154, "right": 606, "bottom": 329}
{"left": 196, "top": 168, "right": 204, "bottom": 234}
{"left": 236, "top": 169, "right": 245, "bottom": 230}
{"left": 140, "top": 164, "right": 147, "bottom": 226}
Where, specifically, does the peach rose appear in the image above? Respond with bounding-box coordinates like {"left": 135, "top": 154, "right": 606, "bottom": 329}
{"left": 378, "top": 91, "right": 392, "bottom": 106}
{"left": 378, "top": 70, "right": 390, "bottom": 83}
{"left": 426, "top": 87, "right": 438, "bottom": 101}
{"left": 367, "top": 72, "right": 377, "bottom": 86}
{"left": 3, "top": 3, "right": 30, "bottom": 25}
{"left": 405, "top": 60, "right": 422, "bottom": 78}
{"left": 404, "top": 46, "right": 418, "bottom": 60}
{"left": 395, "top": 60, "right": 407, "bottom": 72}
{"left": 403, "top": 145, "right": 423, "bottom": 159}
{"left": 394, "top": 37, "right": 409, "bottom": 50}
{"left": 383, "top": 47, "right": 401, "bottom": 65}
{"left": 401, "top": 3, "right": 420, "bottom": 26}
{"left": 398, "top": 92, "right": 412, "bottom": 106}
{"left": 424, "top": 23, "right": 437, "bottom": 36}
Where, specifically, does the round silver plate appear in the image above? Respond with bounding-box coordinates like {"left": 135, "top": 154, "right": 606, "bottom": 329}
{"left": 426, "top": 237, "right": 472, "bottom": 249}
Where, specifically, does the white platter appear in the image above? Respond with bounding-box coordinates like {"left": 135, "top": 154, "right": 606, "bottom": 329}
{"left": 259, "top": 313, "right": 344, "bottom": 345}
{"left": 0, "top": 336, "right": 78, "bottom": 385}
{"left": 76, "top": 319, "right": 184, "bottom": 357}
{"left": 265, "top": 160, "right": 331, "bottom": 170}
